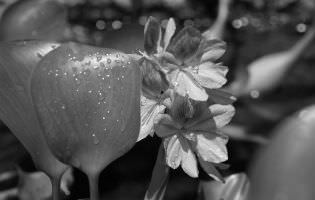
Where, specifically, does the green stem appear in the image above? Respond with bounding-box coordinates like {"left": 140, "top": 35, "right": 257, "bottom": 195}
{"left": 88, "top": 172, "right": 100, "bottom": 200}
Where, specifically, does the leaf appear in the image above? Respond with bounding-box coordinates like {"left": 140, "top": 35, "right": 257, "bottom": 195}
{"left": 31, "top": 42, "right": 141, "bottom": 177}
{"left": 249, "top": 105, "right": 315, "bottom": 200}
{"left": 0, "top": 0, "right": 68, "bottom": 41}
{"left": 145, "top": 144, "right": 170, "bottom": 200}
{"left": 0, "top": 40, "right": 68, "bottom": 178}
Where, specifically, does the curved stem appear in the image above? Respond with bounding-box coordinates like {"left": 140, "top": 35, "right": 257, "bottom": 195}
{"left": 87, "top": 171, "right": 100, "bottom": 200}
{"left": 51, "top": 175, "right": 62, "bottom": 200}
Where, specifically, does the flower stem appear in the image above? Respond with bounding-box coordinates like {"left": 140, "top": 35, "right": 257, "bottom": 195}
{"left": 87, "top": 171, "right": 100, "bottom": 200}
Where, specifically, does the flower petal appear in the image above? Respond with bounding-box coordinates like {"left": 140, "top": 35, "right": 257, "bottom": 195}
{"left": 164, "top": 135, "right": 182, "bottom": 169}
{"left": 163, "top": 18, "right": 176, "bottom": 50}
{"left": 201, "top": 40, "right": 226, "bottom": 62}
{"left": 179, "top": 136, "right": 199, "bottom": 178}
{"left": 155, "top": 114, "right": 179, "bottom": 138}
{"left": 209, "top": 104, "right": 235, "bottom": 128}
{"left": 194, "top": 133, "right": 228, "bottom": 163}
{"left": 169, "top": 70, "right": 208, "bottom": 101}
{"left": 167, "top": 26, "right": 202, "bottom": 62}
{"left": 206, "top": 89, "right": 236, "bottom": 105}
{"left": 138, "top": 96, "right": 166, "bottom": 141}
{"left": 198, "top": 158, "right": 225, "bottom": 182}
{"left": 141, "top": 59, "right": 169, "bottom": 98}
{"left": 190, "top": 62, "right": 228, "bottom": 89}
{"left": 170, "top": 94, "right": 194, "bottom": 124}
{"left": 144, "top": 17, "right": 162, "bottom": 55}
{"left": 184, "top": 102, "right": 217, "bottom": 132}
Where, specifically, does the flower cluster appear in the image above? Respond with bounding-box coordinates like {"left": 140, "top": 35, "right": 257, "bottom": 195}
{"left": 138, "top": 17, "right": 235, "bottom": 180}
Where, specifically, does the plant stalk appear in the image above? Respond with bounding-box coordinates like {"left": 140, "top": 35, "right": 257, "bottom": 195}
{"left": 51, "top": 175, "right": 62, "bottom": 200}
{"left": 88, "top": 171, "right": 100, "bottom": 200}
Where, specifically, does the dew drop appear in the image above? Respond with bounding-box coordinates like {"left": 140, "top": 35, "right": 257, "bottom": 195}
{"left": 82, "top": 69, "right": 91, "bottom": 78}
{"left": 107, "top": 58, "right": 111, "bottom": 64}
{"left": 74, "top": 77, "right": 81, "bottom": 85}
{"left": 92, "top": 133, "right": 99, "bottom": 145}
{"left": 100, "top": 62, "right": 105, "bottom": 68}
{"left": 96, "top": 55, "right": 102, "bottom": 61}
{"left": 93, "top": 65, "right": 99, "bottom": 70}
{"left": 97, "top": 90, "right": 105, "bottom": 100}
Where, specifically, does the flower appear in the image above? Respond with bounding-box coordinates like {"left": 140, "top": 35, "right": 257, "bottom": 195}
{"left": 161, "top": 24, "right": 228, "bottom": 101}
{"left": 155, "top": 94, "right": 235, "bottom": 179}
{"left": 137, "top": 17, "right": 176, "bottom": 141}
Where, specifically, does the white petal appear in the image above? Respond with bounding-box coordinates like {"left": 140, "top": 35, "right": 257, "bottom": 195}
{"left": 191, "top": 62, "right": 228, "bottom": 89}
{"left": 169, "top": 70, "right": 208, "bottom": 101}
{"left": 179, "top": 136, "right": 199, "bottom": 178}
{"left": 195, "top": 133, "right": 228, "bottom": 163}
{"left": 209, "top": 104, "right": 235, "bottom": 128}
{"left": 164, "top": 135, "right": 182, "bottom": 169}
{"left": 163, "top": 18, "right": 176, "bottom": 50}
{"left": 201, "top": 40, "right": 226, "bottom": 62}
{"left": 138, "top": 96, "right": 165, "bottom": 141}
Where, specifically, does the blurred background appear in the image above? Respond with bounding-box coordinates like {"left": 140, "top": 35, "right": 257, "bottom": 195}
{"left": 0, "top": 0, "right": 315, "bottom": 199}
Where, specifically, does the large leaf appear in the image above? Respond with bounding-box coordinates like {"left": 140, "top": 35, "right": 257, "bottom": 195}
{"left": 0, "top": 40, "right": 68, "bottom": 178}
{"left": 31, "top": 42, "right": 141, "bottom": 200}
{"left": 249, "top": 105, "right": 315, "bottom": 200}
{"left": 228, "top": 26, "right": 315, "bottom": 97}
{"left": 0, "top": 0, "right": 69, "bottom": 41}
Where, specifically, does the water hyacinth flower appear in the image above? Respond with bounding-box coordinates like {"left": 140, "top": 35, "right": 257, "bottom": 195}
{"left": 138, "top": 17, "right": 174, "bottom": 141}
{"left": 161, "top": 21, "right": 228, "bottom": 101}
{"left": 138, "top": 17, "right": 229, "bottom": 141}
{"left": 155, "top": 94, "right": 235, "bottom": 179}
